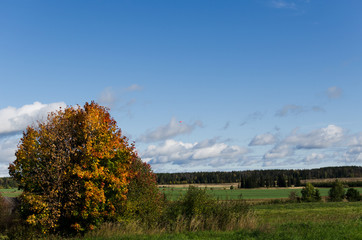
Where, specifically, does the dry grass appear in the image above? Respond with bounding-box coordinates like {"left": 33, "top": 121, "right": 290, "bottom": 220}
{"left": 159, "top": 183, "right": 239, "bottom": 189}
{"left": 301, "top": 177, "right": 362, "bottom": 183}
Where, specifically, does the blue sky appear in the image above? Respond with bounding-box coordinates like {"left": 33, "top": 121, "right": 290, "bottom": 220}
{"left": 1, "top": 0, "right": 362, "bottom": 176}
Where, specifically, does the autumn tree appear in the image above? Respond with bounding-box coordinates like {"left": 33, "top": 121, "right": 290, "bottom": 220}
{"left": 9, "top": 102, "right": 138, "bottom": 234}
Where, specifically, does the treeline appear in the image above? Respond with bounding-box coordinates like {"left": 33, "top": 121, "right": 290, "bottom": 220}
{"left": 0, "top": 177, "right": 18, "bottom": 189}
{"left": 156, "top": 166, "right": 362, "bottom": 188}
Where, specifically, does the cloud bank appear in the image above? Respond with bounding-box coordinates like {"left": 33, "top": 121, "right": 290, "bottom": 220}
{"left": 142, "top": 138, "right": 249, "bottom": 170}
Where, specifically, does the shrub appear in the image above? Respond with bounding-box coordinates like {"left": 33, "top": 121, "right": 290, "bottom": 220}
{"left": 301, "top": 183, "right": 321, "bottom": 202}
{"left": 163, "top": 186, "right": 252, "bottom": 232}
{"left": 288, "top": 190, "right": 300, "bottom": 202}
{"left": 123, "top": 157, "right": 164, "bottom": 227}
{"left": 328, "top": 180, "right": 345, "bottom": 202}
{"left": 346, "top": 188, "right": 361, "bottom": 202}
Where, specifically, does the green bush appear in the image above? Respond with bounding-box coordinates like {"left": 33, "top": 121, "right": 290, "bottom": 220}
{"left": 328, "top": 180, "right": 345, "bottom": 202}
{"left": 345, "top": 188, "right": 361, "bottom": 202}
{"left": 301, "top": 183, "right": 321, "bottom": 202}
{"left": 162, "top": 186, "right": 252, "bottom": 232}
{"left": 123, "top": 158, "right": 165, "bottom": 227}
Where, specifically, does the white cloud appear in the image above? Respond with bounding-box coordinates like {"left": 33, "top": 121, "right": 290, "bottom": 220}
{"left": 0, "top": 101, "right": 66, "bottom": 176}
{"left": 304, "top": 153, "right": 325, "bottom": 164}
{"left": 285, "top": 125, "right": 344, "bottom": 149}
{"left": 342, "top": 146, "right": 362, "bottom": 164}
{"left": 138, "top": 117, "right": 203, "bottom": 142}
{"left": 327, "top": 86, "right": 342, "bottom": 99}
{"left": 264, "top": 144, "right": 293, "bottom": 159}
{"left": 0, "top": 136, "right": 19, "bottom": 177}
{"left": 142, "top": 139, "right": 249, "bottom": 168}
{"left": 263, "top": 125, "right": 344, "bottom": 161}
{"left": 249, "top": 133, "right": 277, "bottom": 146}
{"left": 0, "top": 101, "right": 66, "bottom": 136}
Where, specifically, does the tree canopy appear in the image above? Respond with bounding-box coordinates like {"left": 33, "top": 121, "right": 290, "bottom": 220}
{"left": 9, "top": 102, "right": 139, "bottom": 234}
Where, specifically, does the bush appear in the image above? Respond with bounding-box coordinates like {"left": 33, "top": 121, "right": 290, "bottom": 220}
{"left": 123, "top": 157, "right": 165, "bottom": 227}
{"left": 328, "top": 180, "right": 345, "bottom": 202}
{"left": 346, "top": 188, "right": 361, "bottom": 202}
{"left": 301, "top": 183, "right": 321, "bottom": 202}
{"left": 163, "top": 186, "right": 252, "bottom": 232}
{"left": 288, "top": 190, "right": 300, "bottom": 202}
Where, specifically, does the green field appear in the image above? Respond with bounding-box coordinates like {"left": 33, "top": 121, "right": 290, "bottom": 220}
{"left": 1, "top": 186, "right": 362, "bottom": 239}
{"left": 2, "top": 187, "right": 361, "bottom": 201}
{"left": 160, "top": 186, "right": 362, "bottom": 201}
{"left": 0, "top": 188, "right": 21, "bottom": 197}
{"left": 80, "top": 201, "right": 362, "bottom": 240}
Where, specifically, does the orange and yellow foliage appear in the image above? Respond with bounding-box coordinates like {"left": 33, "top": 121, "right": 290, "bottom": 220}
{"left": 9, "top": 102, "right": 138, "bottom": 234}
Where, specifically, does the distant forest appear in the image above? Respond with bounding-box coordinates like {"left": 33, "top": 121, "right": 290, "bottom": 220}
{"left": 156, "top": 166, "right": 362, "bottom": 188}
{"left": 1, "top": 166, "right": 361, "bottom": 189}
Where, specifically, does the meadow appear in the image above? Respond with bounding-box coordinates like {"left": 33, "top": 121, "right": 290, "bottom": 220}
{"left": 159, "top": 185, "right": 362, "bottom": 201}
{"left": 78, "top": 201, "right": 362, "bottom": 240}
{"left": 1, "top": 186, "right": 362, "bottom": 239}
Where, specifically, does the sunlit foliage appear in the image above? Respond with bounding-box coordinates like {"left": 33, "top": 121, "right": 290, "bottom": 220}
{"left": 9, "top": 102, "right": 138, "bottom": 234}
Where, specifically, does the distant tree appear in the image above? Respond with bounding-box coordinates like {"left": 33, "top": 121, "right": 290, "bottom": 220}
{"left": 328, "top": 180, "right": 345, "bottom": 202}
{"left": 9, "top": 102, "right": 139, "bottom": 234}
{"left": 301, "top": 183, "right": 321, "bottom": 202}
{"left": 345, "top": 188, "right": 361, "bottom": 202}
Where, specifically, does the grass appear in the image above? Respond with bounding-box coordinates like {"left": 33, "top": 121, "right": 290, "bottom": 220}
{"left": 77, "top": 201, "right": 362, "bottom": 240}
{"left": 160, "top": 186, "right": 362, "bottom": 201}
{"left": 0, "top": 188, "right": 21, "bottom": 197}
{"left": 2, "top": 186, "right": 362, "bottom": 200}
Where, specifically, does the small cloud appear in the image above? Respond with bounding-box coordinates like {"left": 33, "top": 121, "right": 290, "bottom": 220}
{"left": 270, "top": 0, "right": 297, "bottom": 9}
{"left": 264, "top": 144, "right": 293, "bottom": 159}
{"left": 222, "top": 121, "right": 230, "bottom": 130}
{"left": 240, "top": 111, "right": 264, "bottom": 126}
{"left": 126, "top": 84, "right": 143, "bottom": 92}
{"left": 276, "top": 104, "right": 304, "bottom": 117}
{"left": 99, "top": 87, "right": 116, "bottom": 107}
{"left": 98, "top": 84, "right": 143, "bottom": 114}
{"left": 249, "top": 133, "right": 277, "bottom": 146}
{"left": 327, "top": 86, "right": 342, "bottom": 99}
{"left": 304, "top": 153, "right": 325, "bottom": 164}
{"left": 312, "top": 106, "right": 325, "bottom": 112}
{"left": 276, "top": 104, "right": 325, "bottom": 117}
{"left": 138, "top": 118, "right": 203, "bottom": 142}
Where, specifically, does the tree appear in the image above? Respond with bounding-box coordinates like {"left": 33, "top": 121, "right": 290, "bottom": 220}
{"left": 301, "top": 183, "right": 321, "bottom": 202}
{"left": 123, "top": 157, "right": 164, "bottom": 226}
{"left": 346, "top": 188, "right": 361, "bottom": 202}
{"left": 328, "top": 180, "right": 345, "bottom": 202}
{"left": 9, "top": 102, "right": 138, "bottom": 234}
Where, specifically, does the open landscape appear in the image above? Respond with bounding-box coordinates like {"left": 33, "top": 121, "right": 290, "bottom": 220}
{"left": 1, "top": 1, "right": 362, "bottom": 239}
{"left": 1, "top": 177, "right": 362, "bottom": 239}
